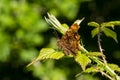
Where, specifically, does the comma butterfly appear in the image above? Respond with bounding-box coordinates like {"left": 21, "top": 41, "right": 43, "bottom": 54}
{"left": 58, "top": 20, "right": 82, "bottom": 55}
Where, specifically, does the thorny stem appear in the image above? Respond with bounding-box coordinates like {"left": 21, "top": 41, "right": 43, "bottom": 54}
{"left": 80, "top": 26, "right": 120, "bottom": 80}
{"left": 97, "top": 26, "right": 107, "bottom": 64}
{"left": 99, "top": 70, "right": 114, "bottom": 80}
{"left": 91, "top": 56, "right": 119, "bottom": 80}
{"left": 45, "top": 13, "right": 120, "bottom": 80}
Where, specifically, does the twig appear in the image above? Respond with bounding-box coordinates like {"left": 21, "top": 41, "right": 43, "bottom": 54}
{"left": 45, "top": 13, "right": 120, "bottom": 80}
{"left": 100, "top": 71, "right": 114, "bottom": 80}
{"left": 97, "top": 26, "right": 107, "bottom": 64}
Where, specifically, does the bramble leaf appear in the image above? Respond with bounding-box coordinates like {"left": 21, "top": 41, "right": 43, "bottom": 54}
{"left": 84, "top": 67, "right": 99, "bottom": 73}
{"left": 101, "top": 22, "right": 114, "bottom": 28}
{"left": 88, "top": 22, "right": 99, "bottom": 27}
{"left": 75, "top": 51, "right": 91, "bottom": 70}
{"left": 102, "top": 27, "right": 118, "bottom": 42}
{"left": 91, "top": 27, "right": 99, "bottom": 38}
{"left": 109, "top": 21, "right": 120, "bottom": 26}
{"left": 101, "top": 21, "right": 120, "bottom": 29}
{"left": 108, "top": 63, "right": 120, "bottom": 72}
{"left": 86, "top": 52, "right": 103, "bottom": 57}
{"left": 27, "top": 48, "right": 64, "bottom": 67}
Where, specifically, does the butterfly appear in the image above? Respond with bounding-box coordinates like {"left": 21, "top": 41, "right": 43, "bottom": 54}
{"left": 58, "top": 20, "right": 82, "bottom": 55}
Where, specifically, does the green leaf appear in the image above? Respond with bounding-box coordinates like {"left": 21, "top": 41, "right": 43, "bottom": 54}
{"left": 84, "top": 67, "right": 99, "bottom": 73}
{"left": 86, "top": 52, "right": 103, "bottom": 57}
{"left": 27, "top": 48, "right": 64, "bottom": 67}
{"left": 101, "top": 22, "right": 114, "bottom": 28}
{"left": 102, "top": 27, "right": 118, "bottom": 42}
{"left": 108, "top": 63, "right": 120, "bottom": 72}
{"left": 109, "top": 21, "right": 120, "bottom": 26}
{"left": 91, "top": 28, "right": 99, "bottom": 38}
{"left": 84, "top": 65, "right": 105, "bottom": 73}
{"left": 75, "top": 51, "right": 91, "bottom": 70}
{"left": 101, "top": 21, "right": 120, "bottom": 29}
{"left": 88, "top": 22, "right": 99, "bottom": 27}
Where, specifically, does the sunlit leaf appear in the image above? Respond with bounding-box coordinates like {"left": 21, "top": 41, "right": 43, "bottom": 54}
{"left": 88, "top": 22, "right": 99, "bottom": 27}
{"left": 84, "top": 64, "right": 105, "bottom": 73}
{"left": 27, "top": 48, "right": 64, "bottom": 67}
{"left": 101, "top": 21, "right": 120, "bottom": 29}
{"left": 91, "top": 28, "right": 99, "bottom": 38}
{"left": 108, "top": 63, "right": 120, "bottom": 72}
{"left": 109, "top": 21, "right": 120, "bottom": 26}
{"left": 86, "top": 52, "right": 103, "bottom": 57}
{"left": 84, "top": 67, "right": 99, "bottom": 73}
{"left": 101, "top": 22, "right": 114, "bottom": 28}
{"left": 37, "top": 48, "right": 64, "bottom": 60}
{"left": 102, "top": 27, "right": 118, "bottom": 42}
{"left": 75, "top": 51, "right": 91, "bottom": 70}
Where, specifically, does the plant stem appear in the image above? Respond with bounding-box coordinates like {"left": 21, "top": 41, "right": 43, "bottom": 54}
{"left": 97, "top": 26, "right": 107, "bottom": 64}
{"left": 97, "top": 26, "right": 120, "bottom": 79}
{"left": 45, "top": 13, "right": 120, "bottom": 80}
{"left": 100, "top": 70, "right": 114, "bottom": 80}
{"left": 80, "top": 44, "right": 120, "bottom": 80}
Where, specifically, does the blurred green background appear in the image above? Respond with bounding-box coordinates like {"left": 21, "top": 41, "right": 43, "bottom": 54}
{"left": 0, "top": 0, "right": 120, "bottom": 80}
